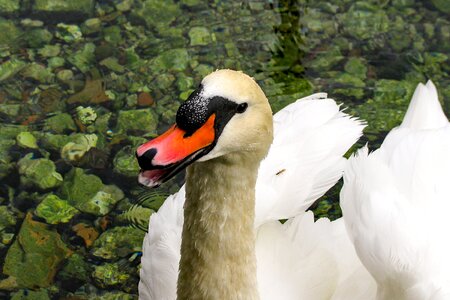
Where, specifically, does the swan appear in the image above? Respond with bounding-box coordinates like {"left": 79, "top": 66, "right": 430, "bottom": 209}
{"left": 136, "top": 69, "right": 376, "bottom": 299}
{"left": 341, "top": 80, "right": 450, "bottom": 299}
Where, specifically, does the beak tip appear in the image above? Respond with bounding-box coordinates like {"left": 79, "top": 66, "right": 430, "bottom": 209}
{"left": 136, "top": 148, "right": 158, "bottom": 170}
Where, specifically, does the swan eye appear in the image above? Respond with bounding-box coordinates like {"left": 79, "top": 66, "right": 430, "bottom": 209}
{"left": 236, "top": 103, "right": 248, "bottom": 114}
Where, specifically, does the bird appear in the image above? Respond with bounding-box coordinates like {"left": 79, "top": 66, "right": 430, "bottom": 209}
{"left": 341, "top": 80, "right": 450, "bottom": 299}
{"left": 136, "top": 69, "right": 376, "bottom": 300}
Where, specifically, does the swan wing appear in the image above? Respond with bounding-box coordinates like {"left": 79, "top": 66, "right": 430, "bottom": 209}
{"left": 341, "top": 81, "right": 450, "bottom": 298}
{"left": 255, "top": 93, "right": 365, "bottom": 226}
{"left": 256, "top": 212, "right": 376, "bottom": 300}
{"left": 138, "top": 186, "right": 185, "bottom": 300}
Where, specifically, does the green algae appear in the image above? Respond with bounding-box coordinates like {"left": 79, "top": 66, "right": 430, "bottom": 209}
{"left": 0, "top": 0, "right": 20, "bottom": 15}
{"left": 16, "top": 132, "right": 38, "bottom": 149}
{"left": 132, "top": 0, "right": 181, "bottom": 31}
{"left": 58, "top": 253, "right": 93, "bottom": 283}
{"left": 35, "top": 194, "right": 78, "bottom": 224}
{"left": 91, "top": 226, "right": 145, "bottom": 260}
{"left": 0, "top": 18, "right": 23, "bottom": 49}
{"left": 92, "top": 262, "right": 131, "bottom": 288}
{"left": 0, "top": 59, "right": 27, "bottom": 82}
{"left": 150, "top": 48, "right": 190, "bottom": 72}
{"left": 20, "top": 62, "right": 54, "bottom": 83}
{"left": 113, "top": 145, "right": 140, "bottom": 177}
{"left": 1, "top": 213, "right": 72, "bottom": 289}
{"left": 44, "top": 113, "right": 77, "bottom": 134}
{"left": 116, "top": 108, "right": 158, "bottom": 135}
{"left": 32, "top": 0, "right": 94, "bottom": 22}
{"left": 60, "top": 168, "right": 124, "bottom": 216}
{"left": 18, "top": 154, "right": 63, "bottom": 190}
{"left": 67, "top": 43, "right": 96, "bottom": 73}
{"left": 61, "top": 134, "right": 98, "bottom": 162}
{"left": 55, "top": 24, "right": 83, "bottom": 43}
{"left": 0, "top": 205, "right": 16, "bottom": 231}
{"left": 10, "top": 289, "right": 50, "bottom": 300}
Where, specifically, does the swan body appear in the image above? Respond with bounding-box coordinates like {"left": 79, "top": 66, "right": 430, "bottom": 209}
{"left": 137, "top": 70, "right": 375, "bottom": 299}
{"left": 341, "top": 81, "right": 450, "bottom": 300}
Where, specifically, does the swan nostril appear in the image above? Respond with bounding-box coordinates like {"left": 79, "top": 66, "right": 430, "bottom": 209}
{"left": 136, "top": 148, "right": 158, "bottom": 170}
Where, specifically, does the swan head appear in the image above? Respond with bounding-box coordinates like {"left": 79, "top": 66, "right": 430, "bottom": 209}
{"left": 136, "top": 69, "right": 273, "bottom": 187}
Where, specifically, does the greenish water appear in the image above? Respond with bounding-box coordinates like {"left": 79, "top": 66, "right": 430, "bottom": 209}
{"left": 0, "top": 0, "right": 449, "bottom": 298}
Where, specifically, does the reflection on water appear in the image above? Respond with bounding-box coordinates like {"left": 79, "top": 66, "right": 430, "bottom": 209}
{"left": 0, "top": 0, "right": 449, "bottom": 298}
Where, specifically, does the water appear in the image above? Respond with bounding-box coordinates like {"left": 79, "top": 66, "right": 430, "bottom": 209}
{"left": 0, "top": 0, "right": 449, "bottom": 298}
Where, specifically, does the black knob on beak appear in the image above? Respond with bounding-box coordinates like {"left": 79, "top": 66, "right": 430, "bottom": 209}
{"left": 136, "top": 148, "right": 158, "bottom": 170}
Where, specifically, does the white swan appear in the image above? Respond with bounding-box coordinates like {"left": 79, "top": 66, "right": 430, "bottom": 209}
{"left": 341, "top": 80, "right": 450, "bottom": 299}
{"left": 136, "top": 70, "right": 375, "bottom": 299}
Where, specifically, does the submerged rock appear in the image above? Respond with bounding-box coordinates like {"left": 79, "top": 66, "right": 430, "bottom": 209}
{"left": 60, "top": 168, "right": 124, "bottom": 216}
{"left": 92, "top": 262, "right": 130, "bottom": 288}
{"left": 58, "top": 253, "right": 93, "bottom": 283}
{"left": 0, "top": 103, "right": 20, "bottom": 117}
{"left": 90, "top": 291, "right": 137, "bottom": 299}
{"left": 116, "top": 108, "right": 158, "bottom": 135}
{"left": 77, "top": 185, "right": 124, "bottom": 216}
{"left": 0, "top": 0, "right": 20, "bottom": 16}
{"left": 26, "top": 28, "right": 53, "bottom": 48}
{"left": 339, "top": 2, "right": 389, "bottom": 40}
{"left": 38, "top": 44, "right": 61, "bottom": 57}
{"left": 132, "top": 0, "right": 181, "bottom": 31}
{"left": 61, "top": 134, "right": 97, "bottom": 162}
{"left": 113, "top": 145, "right": 140, "bottom": 177}
{"left": 306, "top": 46, "right": 343, "bottom": 71}
{"left": 35, "top": 194, "right": 78, "bottom": 224}
{"left": 18, "top": 154, "right": 63, "bottom": 190}
{"left": 431, "top": 0, "right": 450, "bottom": 14}
{"left": 103, "top": 26, "right": 122, "bottom": 45}
{"left": 55, "top": 23, "right": 83, "bottom": 43}
{"left": 72, "top": 223, "right": 99, "bottom": 247}
{"left": 16, "top": 132, "right": 38, "bottom": 149}
{"left": 44, "top": 113, "right": 77, "bottom": 134}
{"left": 67, "top": 43, "right": 96, "bottom": 73}
{"left": 137, "top": 92, "right": 154, "bottom": 107}
{"left": 0, "top": 59, "right": 27, "bottom": 82}
{"left": 1, "top": 213, "right": 72, "bottom": 289}
{"left": 82, "top": 17, "right": 102, "bottom": 35}
{"left": 0, "top": 205, "right": 16, "bottom": 231}
{"left": 100, "top": 57, "right": 125, "bottom": 73}
{"left": 39, "top": 133, "right": 75, "bottom": 152}
{"left": 20, "top": 18, "right": 44, "bottom": 27}
{"left": 10, "top": 289, "right": 50, "bottom": 300}
{"left": 32, "top": 0, "right": 95, "bottom": 22}
{"left": 91, "top": 226, "right": 145, "bottom": 260}
{"left": 150, "top": 48, "right": 189, "bottom": 72}
{"left": 334, "top": 73, "right": 366, "bottom": 99}
{"left": 76, "top": 106, "right": 97, "bottom": 125}
{"left": 56, "top": 69, "right": 74, "bottom": 82}
{"left": 344, "top": 57, "right": 367, "bottom": 80}
{"left": 67, "top": 71, "right": 109, "bottom": 104}
{"left": 20, "top": 63, "right": 54, "bottom": 83}
{"left": 189, "top": 27, "right": 213, "bottom": 46}
{"left": 0, "top": 18, "right": 23, "bottom": 49}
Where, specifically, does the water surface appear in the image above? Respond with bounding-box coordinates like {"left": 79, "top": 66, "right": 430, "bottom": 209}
{"left": 0, "top": 0, "right": 449, "bottom": 298}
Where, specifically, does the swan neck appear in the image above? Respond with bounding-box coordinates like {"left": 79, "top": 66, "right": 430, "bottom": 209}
{"left": 177, "top": 154, "right": 260, "bottom": 300}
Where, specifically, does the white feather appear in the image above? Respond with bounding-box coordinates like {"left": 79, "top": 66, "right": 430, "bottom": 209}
{"left": 341, "top": 80, "right": 450, "bottom": 299}
{"left": 255, "top": 93, "right": 366, "bottom": 226}
{"left": 138, "top": 187, "right": 185, "bottom": 300}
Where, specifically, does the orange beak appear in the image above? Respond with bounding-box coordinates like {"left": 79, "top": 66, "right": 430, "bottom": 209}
{"left": 136, "top": 114, "right": 216, "bottom": 187}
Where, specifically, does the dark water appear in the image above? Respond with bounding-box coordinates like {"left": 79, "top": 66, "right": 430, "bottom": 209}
{"left": 0, "top": 0, "right": 449, "bottom": 298}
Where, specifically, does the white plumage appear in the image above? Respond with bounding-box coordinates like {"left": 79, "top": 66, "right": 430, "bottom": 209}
{"left": 139, "top": 93, "right": 376, "bottom": 299}
{"left": 341, "top": 81, "right": 450, "bottom": 299}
